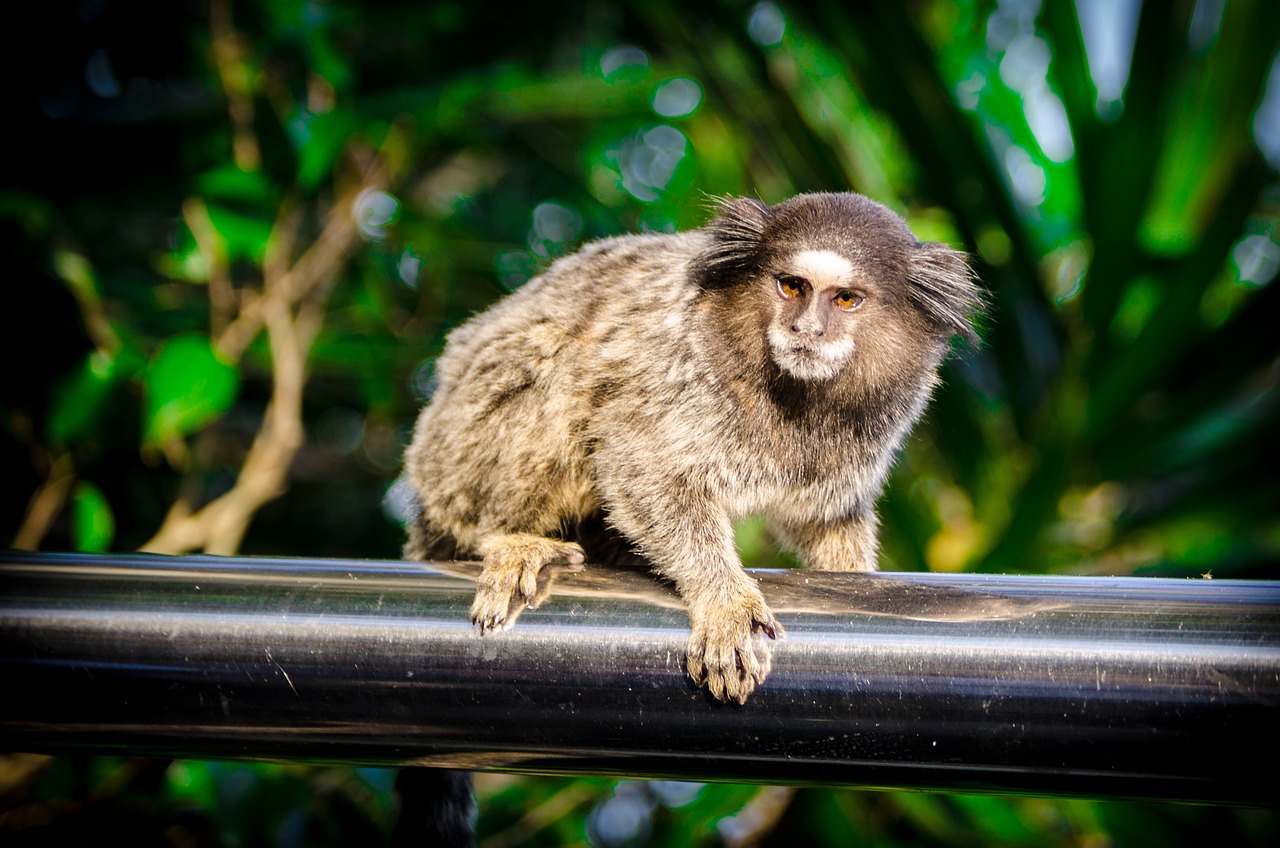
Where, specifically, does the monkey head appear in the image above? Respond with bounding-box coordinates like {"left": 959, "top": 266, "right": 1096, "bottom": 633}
{"left": 692, "top": 193, "right": 983, "bottom": 387}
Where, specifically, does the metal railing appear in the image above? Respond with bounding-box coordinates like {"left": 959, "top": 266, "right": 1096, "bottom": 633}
{"left": 2, "top": 551, "right": 1277, "bottom": 804}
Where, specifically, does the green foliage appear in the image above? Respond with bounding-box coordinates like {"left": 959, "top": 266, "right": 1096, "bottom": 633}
{"left": 3, "top": 0, "right": 1278, "bottom": 845}
{"left": 47, "top": 350, "right": 132, "bottom": 448}
{"left": 70, "top": 480, "right": 115, "bottom": 553}
{"left": 0, "top": 757, "right": 394, "bottom": 847}
{"left": 143, "top": 333, "right": 240, "bottom": 449}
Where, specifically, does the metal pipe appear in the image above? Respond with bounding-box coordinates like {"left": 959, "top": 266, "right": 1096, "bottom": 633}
{"left": 1, "top": 551, "right": 1276, "bottom": 804}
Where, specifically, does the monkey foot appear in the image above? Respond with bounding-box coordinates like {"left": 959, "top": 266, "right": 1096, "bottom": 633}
{"left": 685, "top": 592, "right": 784, "bottom": 705}
{"left": 470, "top": 534, "right": 586, "bottom": 632}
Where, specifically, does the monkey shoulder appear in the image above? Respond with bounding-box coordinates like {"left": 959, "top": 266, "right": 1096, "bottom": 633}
{"left": 526, "top": 230, "right": 703, "bottom": 302}
{"left": 443, "top": 230, "right": 704, "bottom": 362}
{"left": 419, "top": 229, "right": 709, "bottom": 443}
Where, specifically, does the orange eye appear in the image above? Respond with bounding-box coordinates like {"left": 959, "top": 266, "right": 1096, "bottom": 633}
{"left": 776, "top": 275, "right": 806, "bottom": 299}
{"left": 833, "top": 290, "right": 864, "bottom": 311}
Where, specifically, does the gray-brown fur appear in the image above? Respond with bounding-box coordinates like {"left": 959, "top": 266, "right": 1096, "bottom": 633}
{"left": 404, "top": 192, "right": 984, "bottom": 704}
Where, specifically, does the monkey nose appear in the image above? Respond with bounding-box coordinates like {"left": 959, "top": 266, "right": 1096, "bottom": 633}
{"left": 792, "top": 321, "right": 824, "bottom": 337}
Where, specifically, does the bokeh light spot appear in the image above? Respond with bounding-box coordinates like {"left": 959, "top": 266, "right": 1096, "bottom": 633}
{"left": 85, "top": 48, "right": 121, "bottom": 98}
{"left": 600, "top": 45, "right": 649, "bottom": 83}
{"left": 607, "top": 125, "right": 690, "bottom": 203}
{"left": 649, "top": 781, "right": 703, "bottom": 807}
{"left": 412, "top": 359, "right": 439, "bottom": 402}
{"left": 586, "top": 782, "right": 655, "bottom": 848}
{"left": 747, "top": 2, "right": 786, "bottom": 46}
{"left": 398, "top": 249, "right": 422, "bottom": 289}
{"left": 354, "top": 189, "right": 399, "bottom": 241}
{"left": 381, "top": 476, "right": 417, "bottom": 526}
{"left": 529, "top": 201, "right": 583, "bottom": 258}
{"left": 1233, "top": 234, "right": 1280, "bottom": 286}
{"left": 1252, "top": 51, "right": 1280, "bottom": 170}
{"left": 495, "top": 250, "right": 538, "bottom": 290}
{"left": 1076, "top": 0, "right": 1141, "bottom": 119}
{"left": 1188, "top": 0, "right": 1225, "bottom": 54}
{"left": 651, "top": 77, "right": 702, "bottom": 118}
{"left": 1003, "top": 145, "right": 1047, "bottom": 208}
{"left": 316, "top": 408, "right": 365, "bottom": 454}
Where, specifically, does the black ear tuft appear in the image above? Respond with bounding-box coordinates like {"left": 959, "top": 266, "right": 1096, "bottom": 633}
{"left": 691, "top": 197, "right": 772, "bottom": 289}
{"left": 907, "top": 242, "right": 986, "bottom": 346}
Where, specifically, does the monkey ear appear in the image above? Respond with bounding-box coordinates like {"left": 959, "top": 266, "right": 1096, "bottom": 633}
{"left": 907, "top": 242, "right": 987, "bottom": 345}
{"left": 691, "top": 197, "right": 772, "bottom": 289}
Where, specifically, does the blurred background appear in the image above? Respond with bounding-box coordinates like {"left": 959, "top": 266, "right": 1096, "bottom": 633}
{"left": 2, "top": 0, "right": 1277, "bottom": 844}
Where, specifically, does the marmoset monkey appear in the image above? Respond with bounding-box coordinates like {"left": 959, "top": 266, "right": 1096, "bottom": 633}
{"left": 404, "top": 192, "right": 984, "bottom": 703}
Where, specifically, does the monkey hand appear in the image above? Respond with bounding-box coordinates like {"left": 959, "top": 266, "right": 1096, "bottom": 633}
{"left": 470, "top": 535, "right": 586, "bottom": 632}
{"left": 685, "top": 588, "right": 784, "bottom": 704}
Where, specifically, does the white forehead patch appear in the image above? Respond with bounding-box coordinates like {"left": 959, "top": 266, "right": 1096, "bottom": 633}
{"left": 792, "top": 249, "right": 853, "bottom": 281}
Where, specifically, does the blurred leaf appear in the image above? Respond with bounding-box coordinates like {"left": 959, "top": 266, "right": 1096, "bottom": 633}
{"left": 196, "top": 165, "right": 276, "bottom": 205}
{"left": 52, "top": 250, "right": 97, "bottom": 302}
{"left": 0, "top": 189, "right": 58, "bottom": 235}
{"left": 47, "top": 350, "right": 125, "bottom": 447}
{"left": 164, "top": 760, "right": 220, "bottom": 810}
{"left": 950, "top": 794, "right": 1038, "bottom": 842}
{"left": 204, "top": 204, "right": 274, "bottom": 264}
{"left": 143, "top": 333, "right": 239, "bottom": 448}
{"left": 71, "top": 480, "right": 115, "bottom": 552}
{"left": 295, "top": 108, "right": 359, "bottom": 189}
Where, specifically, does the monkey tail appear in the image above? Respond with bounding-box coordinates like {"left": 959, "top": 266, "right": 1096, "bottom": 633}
{"left": 390, "top": 768, "right": 477, "bottom": 848}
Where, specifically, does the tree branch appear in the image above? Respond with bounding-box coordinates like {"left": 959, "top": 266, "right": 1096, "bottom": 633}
{"left": 141, "top": 141, "right": 400, "bottom": 556}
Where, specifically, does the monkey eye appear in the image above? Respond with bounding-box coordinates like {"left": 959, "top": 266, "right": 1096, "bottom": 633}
{"left": 775, "top": 275, "right": 807, "bottom": 299}
{"left": 833, "top": 290, "right": 865, "bottom": 311}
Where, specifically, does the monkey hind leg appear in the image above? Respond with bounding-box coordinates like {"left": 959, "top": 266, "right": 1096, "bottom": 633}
{"left": 404, "top": 512, "right": 464, "bottom": 562}
{"left": 564, "top": 511, "right": 647, "bottom": 567}
{"left": 471, "top": 533, "right": 586, "bottom": 632}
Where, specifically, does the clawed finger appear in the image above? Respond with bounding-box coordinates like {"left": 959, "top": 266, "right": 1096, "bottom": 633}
{"left": 519, "top": 564, "right": 540, "bottom": 603}
{"left": 686, "top": 638, "right": 707, "bottom": 684}
{"left": 686, "top": 620, "right": 776, "bottom": 704}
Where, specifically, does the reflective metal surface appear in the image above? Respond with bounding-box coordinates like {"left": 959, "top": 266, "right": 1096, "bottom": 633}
{"left": 2, "top": 551, "right": 1277, "bottom": 803}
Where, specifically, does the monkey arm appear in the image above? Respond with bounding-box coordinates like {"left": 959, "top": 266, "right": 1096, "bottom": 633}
{"left": 598, "top": 470, "right": 785, "bottom": 704}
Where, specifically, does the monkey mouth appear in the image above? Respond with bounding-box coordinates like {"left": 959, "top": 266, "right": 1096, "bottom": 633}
{"left": 769, "top": 340, "right": 853, "bottom": 381}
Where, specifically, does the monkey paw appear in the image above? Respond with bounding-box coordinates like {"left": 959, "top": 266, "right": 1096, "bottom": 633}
{"left": 470, "top": 535, "right": 586, "bottom": 632}
{"left": 685, "top": 594, "right": 784, "bottom": 704}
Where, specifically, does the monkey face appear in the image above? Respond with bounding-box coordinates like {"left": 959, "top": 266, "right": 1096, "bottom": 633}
{"left": 693, "top": 193, "right": 984, "bottom": 387}
{"left": 765, "top": 249, "right": 869, "bottom": 381}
